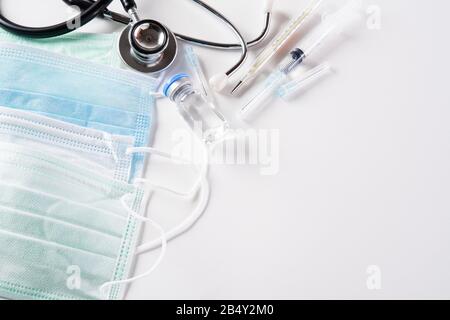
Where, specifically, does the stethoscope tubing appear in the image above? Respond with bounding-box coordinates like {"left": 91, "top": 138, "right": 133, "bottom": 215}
{"left": 189, "top": 0, "right": 247, "bottom": 77}
{"left": 0, "top": 0, "right": 272, "bottom": 77}
{"left": 0, "top": 0, "right": 114, "bottom": 38}
{"left": 175, "top": 12, "right": 272, "bottom": 51}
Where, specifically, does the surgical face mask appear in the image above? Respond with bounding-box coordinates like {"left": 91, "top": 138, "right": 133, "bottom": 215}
{"left": 0, "top": 111, "right": 206, "bottom": 298}
{"left": 0, "top": 78, "right": 147, "bottom": 300}
{"left": 0, "top": 141, "right": 165, "bottom": 300}
{"left": 0, "top": 142, "right": 166, "bottom": 300}
{"left": 0, "top": 43, "right": 211, "bottom": 298}
{"left": 0, "top": 29, "right": 122, "bottom": 68}
{"left": 0, "top": 106, "right": 170, "bottom": 300}
{"left": 0, "top": 106, "right": 134, "bottom": 182}
{"left": 0, "top": 43, "right": 158, "bottom": 179}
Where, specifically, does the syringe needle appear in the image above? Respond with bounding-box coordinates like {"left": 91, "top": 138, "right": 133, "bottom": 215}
{"left": 238, "top": 0, "right": 363, "bottom": 120}
{"left": 231, "top": 0, "right": 324, "bottom": 96}
{"left": 231, "top": 81, "right": 244, "bottom": 95}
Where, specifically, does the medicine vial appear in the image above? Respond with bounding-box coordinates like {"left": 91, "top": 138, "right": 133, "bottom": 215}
{"left": 164, "top": 73, "right": 228, "bottom": 143}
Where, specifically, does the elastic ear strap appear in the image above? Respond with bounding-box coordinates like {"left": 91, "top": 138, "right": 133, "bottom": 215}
{"left": 150, "top": 92, "right": 165, "bottom": 99}
{"left": 99, "top": 176, "right": 210, "bottom": 296}
{"left": 99, "top": 192, "right": 167, "bottom": 299}
{"left": 127, "top": 147, "right": 189, "bottom": 164}
{"left": 133, "top": 138, "right": 234, "bottom": 254}
{"left": 135, "top": 177, "right": 210, "bottom": 254}
{"left": 127, "top": 144, "right": 209, "bottom": 199}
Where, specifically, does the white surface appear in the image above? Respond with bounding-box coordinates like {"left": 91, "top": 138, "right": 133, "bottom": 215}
{"left": 2, "top": 0, "right": 450, "bottom": 299}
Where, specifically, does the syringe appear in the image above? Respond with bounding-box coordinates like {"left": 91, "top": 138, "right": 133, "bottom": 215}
{"left": 277, "top": 62, "right": 332, "bottom": 100}
{"left": 300, "top": 0, "right": 362, "bottom": 58}
{"left": 231, "top": 0, "right": 324, "bottom": 95}
{"left": 239, "top": 49, "right": 306, "bottom": 119}
{"left": 239, "top": 0, "right": 362, "bottom": 120}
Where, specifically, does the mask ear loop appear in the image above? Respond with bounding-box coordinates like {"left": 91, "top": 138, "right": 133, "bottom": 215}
{"left": 150, "top": 92, "right": 165, "bottom": 99}
{"left": 126, "top": 140, "right": 211, "bottom": 254}
{"left": 135, "top": 177, "right": 210, "bottom": 254}
{"left": 99, "top": 192, "right": 167, "bottom": 299}
{"left": 126, "top": 140, "right": 209, "bottom": 199}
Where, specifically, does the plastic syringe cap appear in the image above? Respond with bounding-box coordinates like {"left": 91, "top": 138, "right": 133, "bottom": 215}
{"left": 163, "top": 73, "right": 190, "bottom": 97}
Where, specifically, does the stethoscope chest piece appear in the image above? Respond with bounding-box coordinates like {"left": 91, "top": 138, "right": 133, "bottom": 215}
{"left": 119, "top": 19, "right": 178, "bottom": 73}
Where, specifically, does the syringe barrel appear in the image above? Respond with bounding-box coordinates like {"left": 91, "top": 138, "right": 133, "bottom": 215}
{"left": 300, "top": 0, "right": 363, "bottom": 57}
{"left": 277, "top": 63, "right": 332, "bottom": 99}
{"left": 235, "top": 0, "right": 324, "bottom": 93}
{"left": 240, "top": 71, "right": 287, "bottom": 120}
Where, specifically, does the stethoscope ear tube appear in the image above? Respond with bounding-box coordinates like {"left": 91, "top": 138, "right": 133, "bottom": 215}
{"left": 189, "top": 0, "right": 248, "bottom": 78}
{"left": 120, "top": 0, "right": 137, "bottom": 12}
{"left": 0, "top": 0, "right": 273, "bottom": 79}
{"left": 61, "top": 0, "right": 131, "bottom": 24}
{"left": 0, "top": 0, "right": 114, "bottom": 38}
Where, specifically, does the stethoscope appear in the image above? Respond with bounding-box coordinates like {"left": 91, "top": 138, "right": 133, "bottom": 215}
{"left": 0, "top": 0, "right": 273, "bottom": 89}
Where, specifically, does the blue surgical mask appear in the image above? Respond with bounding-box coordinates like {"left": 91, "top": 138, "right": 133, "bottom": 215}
{"left": 0, "top": 105, "right": 134, "bottom": 182}
{"left": 0, "top": 43, "right": 211, "bottom": 300}
{"left": 0, "top": 93, "right": 173, "bottom": 300}
{"left": 0, "top": 105, "right": 208, "bottom": 299}
{"left": 0, "top": 43, "right": 158, "bottom": 179}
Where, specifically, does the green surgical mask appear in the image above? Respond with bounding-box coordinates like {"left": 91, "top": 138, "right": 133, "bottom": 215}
{"left": 0, "top": 141, "right": 160, "bottom": 300}
{"left": 0, "top": 29, "right": 122, "bottom": 67}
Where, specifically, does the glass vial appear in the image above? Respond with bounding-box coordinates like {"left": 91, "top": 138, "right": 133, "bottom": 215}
{"left": 164, "top": 74, "right": 228, "bottom": 144}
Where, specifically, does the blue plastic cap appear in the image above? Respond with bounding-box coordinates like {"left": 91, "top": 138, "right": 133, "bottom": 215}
{"left": 163, "top": 73, "right": 190, "bottom": 97}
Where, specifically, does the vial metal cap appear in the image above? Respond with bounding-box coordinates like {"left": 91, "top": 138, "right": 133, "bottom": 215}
{"left": 163, "top": 73, "right": 191, "bottom": 100}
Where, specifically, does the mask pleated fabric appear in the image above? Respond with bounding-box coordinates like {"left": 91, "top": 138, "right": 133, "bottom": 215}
{"left": 0, "top": 141, "right": 145, "bottom": 300}
{"left": 0, "top": 29, "right": 122, "bottom": 67}
{"left": 0, "top": 42, "right": 159, "bottom": 181}
{"left": 0, "top": 106, "right": 134, "bottom": 182}
{"left": 0, "top": 44, "right": 162, "bottom": 300}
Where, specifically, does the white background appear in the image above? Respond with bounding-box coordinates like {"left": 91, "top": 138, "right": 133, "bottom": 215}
{"left": 2, "top": 0, "right": 450, "bottom": 299}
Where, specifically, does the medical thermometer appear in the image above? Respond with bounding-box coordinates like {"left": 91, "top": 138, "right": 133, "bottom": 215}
{"left": 231, "top": 0, "right": 324, "bottom": 95}
{"left": 239, "top": 0, "right": 362, "bottom": 119}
